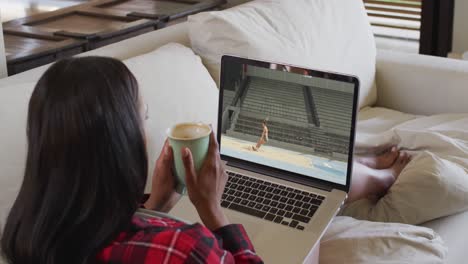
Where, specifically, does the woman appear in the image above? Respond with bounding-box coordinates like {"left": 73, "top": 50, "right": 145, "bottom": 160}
{"left": 252, "top": 120, "right": 268, "bottom": 151}
{"left": 0, "top": 57, "right": 263, "bottom": 264}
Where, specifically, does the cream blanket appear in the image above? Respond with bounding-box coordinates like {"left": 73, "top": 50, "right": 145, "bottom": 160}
{"left": 344, "top": 108, "right": 468, "bottom": 225}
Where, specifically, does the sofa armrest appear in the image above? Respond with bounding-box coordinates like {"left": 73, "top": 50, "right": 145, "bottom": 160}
{"left": 375, "top": 49, "right": 468, "bottom": 115}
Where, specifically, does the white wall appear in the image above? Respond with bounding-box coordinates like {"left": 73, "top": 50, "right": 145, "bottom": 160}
{"left": 453, "top": 0, "right": 468, "bottom": 54}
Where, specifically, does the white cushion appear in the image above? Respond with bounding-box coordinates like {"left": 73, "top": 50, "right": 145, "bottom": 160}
{"left": 321, "top": 216, "right": 447, "bottom": 264}
{"left": 188, "top": 0, "right": 377, "bottom": 109}
{"left": 123, "top": 43, "right": 219, "bottom": 191}
{"left": 0, "top": 82, "right": 35, "bottom": 227}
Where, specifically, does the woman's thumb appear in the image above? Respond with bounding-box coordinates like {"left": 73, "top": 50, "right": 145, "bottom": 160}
{"left": 182, "top": 148, "right": 196, "bottom": 185}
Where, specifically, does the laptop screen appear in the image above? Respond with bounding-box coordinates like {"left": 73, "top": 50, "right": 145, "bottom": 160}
{"left": 219, "top": 57, "right": 358, "bottom": 186}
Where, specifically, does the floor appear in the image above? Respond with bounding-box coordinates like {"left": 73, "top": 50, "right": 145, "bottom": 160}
{"left": 0, "top": 0, "right": 90, "bottom": 22}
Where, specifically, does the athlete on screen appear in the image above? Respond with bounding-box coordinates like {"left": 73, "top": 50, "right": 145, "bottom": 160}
{"left": 252, "top": 119, "right": 269, "bottom": 151}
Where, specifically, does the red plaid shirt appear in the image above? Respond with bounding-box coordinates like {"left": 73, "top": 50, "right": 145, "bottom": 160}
{"left": 97, "top": 214, "right": 263, "bottom": 263}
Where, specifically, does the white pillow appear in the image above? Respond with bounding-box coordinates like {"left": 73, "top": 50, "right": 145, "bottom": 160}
{"left": 341, "top": 151, "right": 468, "bottom": 225}
{"left": 321, "top": 216, "right": 447, "bottom": 264}
{"left": 123, "top": 43, "right": 219, "bottom": 191}
{"left": 0, "top": 82, "right": 35, "bottom": 227}
{"left": 188, "top": 0, "right": 377, "bottom": 109}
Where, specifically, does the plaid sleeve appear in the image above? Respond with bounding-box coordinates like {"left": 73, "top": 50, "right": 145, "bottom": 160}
{"left": 213, "top": 224, "right": 263, "bottom": 263}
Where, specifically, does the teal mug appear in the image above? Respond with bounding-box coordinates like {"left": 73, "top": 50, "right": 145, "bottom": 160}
{"left": 167, "top": 123, "right": 211, "bottom": 194}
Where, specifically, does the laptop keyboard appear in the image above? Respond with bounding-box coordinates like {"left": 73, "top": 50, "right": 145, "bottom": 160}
{"left": 221, "top": 171, "right": 325, "bottom": 231}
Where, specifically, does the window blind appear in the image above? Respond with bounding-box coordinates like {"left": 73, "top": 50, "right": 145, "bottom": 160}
{"left": 364, "top": 0, "right": 422, "bottom": 41}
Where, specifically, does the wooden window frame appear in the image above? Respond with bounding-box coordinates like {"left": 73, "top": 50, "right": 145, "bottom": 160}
{"left": 419, "top": 0, "right": 455, "bottom": 57}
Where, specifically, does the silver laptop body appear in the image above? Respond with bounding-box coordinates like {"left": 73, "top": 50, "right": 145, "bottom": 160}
{"left": 170, "top": 55, "right": 360, "bottom": 263}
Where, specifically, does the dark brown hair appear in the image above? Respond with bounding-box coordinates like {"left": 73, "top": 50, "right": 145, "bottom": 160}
{"left": 1, "top": 57, "right": 148, "bottom": 264}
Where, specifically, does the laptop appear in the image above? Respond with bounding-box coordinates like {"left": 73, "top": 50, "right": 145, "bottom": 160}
{"left": 170, "top": 55, "right": 359, "bottom": 263}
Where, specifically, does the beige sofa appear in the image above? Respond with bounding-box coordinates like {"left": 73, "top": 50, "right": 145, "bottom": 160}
{"left": 1, "top": 16, "right": 468, "bottom": 264}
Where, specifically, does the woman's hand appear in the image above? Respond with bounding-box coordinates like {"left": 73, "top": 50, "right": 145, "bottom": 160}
{"left": 144, "top": 140, "right": 181, "bottom": 213}
{"left": 182, "top": 131, "right": 229, "bottom": 230}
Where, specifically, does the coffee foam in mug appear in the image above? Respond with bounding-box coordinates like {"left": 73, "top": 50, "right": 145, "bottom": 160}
{"left": 169, "top": 123, "right": 211, "bottom": 140}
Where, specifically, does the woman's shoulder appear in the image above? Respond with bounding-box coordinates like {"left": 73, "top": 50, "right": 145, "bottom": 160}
{"left": 132, "top": 213, "right": 187, "bottom": 229}
{"left": 130, "top": 214, "right": 215, "bottom": 240}
{"left": 97, "top": 215, "right": 217, "bottom": 263}
{"left": 116, "top": 214, "right": 215, "bottom": 246}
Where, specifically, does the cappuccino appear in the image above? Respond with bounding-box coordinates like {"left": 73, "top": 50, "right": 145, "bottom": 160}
{"left": 167, "top": 123, "right": 211, "bottom": 194}
{"left": 168, "top": 123, "right": 211, "bottom": 140}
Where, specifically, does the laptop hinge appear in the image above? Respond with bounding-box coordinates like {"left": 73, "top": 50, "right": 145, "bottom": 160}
{"left": 226, "top": 160, "right": 334, "bottom": 192}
